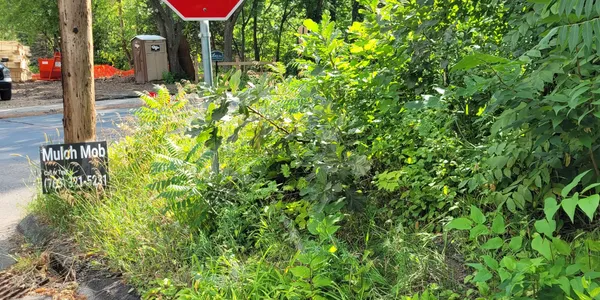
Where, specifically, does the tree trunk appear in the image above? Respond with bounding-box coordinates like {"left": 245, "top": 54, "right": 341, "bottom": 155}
{"left": 352, "top": 0, "right": 363, "bottom": 22}
{"left": 224, "top": 8, "right": 242, "bottom": 66}
{"left": 240, "top": 1, "right": 254, "bottom": 63}
{"left": 329, "top": 0, "right": 337, "bottom": 21}
{"left": 252, "top": 0, "right": 260, "bottom": 61}
{"left": 148, "top": 0, "right": 185, "bottom": 76}
{"left": 306, "top": 0, "right": 324, "bottom": 22}
{"left": 117, "top": 0, "right": 133, "bottom": 68}
{"left": 275, "top": 0, "right": 292, "bottom": 61}
{"left": 241, "top": 7, "right": 246, "bottom": 62}
{"left": 178, "top": 36, "right": 195, "bottom": 79}
{"left": 58, "top": 0, "right": 96, "bottom": 143}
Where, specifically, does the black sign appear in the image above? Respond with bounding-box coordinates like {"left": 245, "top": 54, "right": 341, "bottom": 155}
{"left": 151, "top": 45, "right": 161, "bottom": 52}
{"left": 211, "top": 50, "right": 224, "bottom": 62}
{"left": 40, "top": 142, "right": 109, "bottom": 194}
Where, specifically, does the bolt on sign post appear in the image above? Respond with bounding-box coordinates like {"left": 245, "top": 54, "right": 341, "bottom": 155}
{"left": 58, "top": 0, "right": 96, "bottom": 143}
{"left": 161, "top": 0, "right": 245, "bottom": 87}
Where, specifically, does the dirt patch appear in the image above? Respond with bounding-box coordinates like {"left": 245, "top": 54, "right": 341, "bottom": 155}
{"left": 1, "top": 77, "right": 176, "bottom": 109}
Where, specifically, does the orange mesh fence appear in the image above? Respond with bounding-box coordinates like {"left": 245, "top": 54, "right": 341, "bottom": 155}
{"left": 33, "top": 64, "right": 134, "bottom": 81}
{"left": 94, "top": 65, "right": 134, "bottom": 79}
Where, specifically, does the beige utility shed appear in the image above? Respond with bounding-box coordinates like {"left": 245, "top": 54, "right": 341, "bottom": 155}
{"left": 131, "top": 35, "right": 169, "bottom": 83}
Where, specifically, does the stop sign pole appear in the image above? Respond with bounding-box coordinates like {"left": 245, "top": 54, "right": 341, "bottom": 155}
{"left": 161, "top": 0, "right": 245, "bottom": 86}
{"left": 199, "top": 21, "right": 213, "bottom": 86}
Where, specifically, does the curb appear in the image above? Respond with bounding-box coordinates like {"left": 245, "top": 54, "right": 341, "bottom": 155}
{"left": 0, "top": 100, "right": 143, "bottom": 120}
{"left": 16, "top": 214, "right": 140, "bottom": 300}
{"left": 0, "top": 246, "right": 16, "bottom": 271}
{"left": 96, "top": 94, "right": 139, "bottom": 101}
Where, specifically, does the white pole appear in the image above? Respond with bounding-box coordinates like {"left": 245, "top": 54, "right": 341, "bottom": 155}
{"left": 199, "top": 20, "right": 213, "bottom": 86}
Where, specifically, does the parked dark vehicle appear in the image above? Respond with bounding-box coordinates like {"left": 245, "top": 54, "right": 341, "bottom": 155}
{"left": 0, "top": 57, "right": 12, "bottom": 100}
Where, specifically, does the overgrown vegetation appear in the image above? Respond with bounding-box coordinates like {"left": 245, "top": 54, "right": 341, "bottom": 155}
{"left": 31, "top": 0, "right": 600, "bottom": 299}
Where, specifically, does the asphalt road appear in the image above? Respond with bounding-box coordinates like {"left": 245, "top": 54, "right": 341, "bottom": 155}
{"left": 0, "top": 108, "right": 134, "bottom": 240}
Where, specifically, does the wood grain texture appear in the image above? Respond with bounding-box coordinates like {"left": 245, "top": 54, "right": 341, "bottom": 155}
{"left": 58, "top": 0, "right": 96, "bottom": 143}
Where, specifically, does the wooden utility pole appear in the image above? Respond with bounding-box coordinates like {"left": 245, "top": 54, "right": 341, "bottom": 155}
{"left": 58, "top": 0, "right": 96, "bottom": 143}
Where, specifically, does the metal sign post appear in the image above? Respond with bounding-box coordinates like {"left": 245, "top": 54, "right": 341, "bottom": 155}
{"left": 211, "top": 50, "right": 225, "bottom": 76}
{"left": 161, "top": 0, "right": 245, "bottom": 87}
{"left": 200, "top": 20, "right": 213, "bottom": 87}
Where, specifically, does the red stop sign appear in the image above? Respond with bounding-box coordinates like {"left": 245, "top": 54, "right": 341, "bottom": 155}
{"left": 162, "top": 0, "right": 244, "bottom": 21}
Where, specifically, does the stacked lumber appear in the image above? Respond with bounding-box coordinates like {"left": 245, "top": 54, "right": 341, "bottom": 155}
{"left": 0, "top": 41, "right": 32, "bottom": 82}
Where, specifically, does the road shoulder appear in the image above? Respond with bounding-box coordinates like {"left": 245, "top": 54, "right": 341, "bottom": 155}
{"left": 0, "top": 98, "right": 144, "bottom": 119}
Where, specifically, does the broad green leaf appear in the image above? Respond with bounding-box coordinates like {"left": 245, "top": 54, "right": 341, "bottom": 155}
{"left": 482, "top": 255, "right": 499, "bottom": 270}
{"left": 558, "top": 25, "right": 569, "bottom": 50}
{"left": 310, "top": 254, "right": 328, "bottom": 269}
{"left": 509, "top": 236, "right": 523, "bottom": 251}
{"left": 539, "top": 27, "right": 558, "bottom": 49}
{"left": 535, "top": 219, "right": 556, "bottom": 237}
{"left": 487, "top": 156, "right": 509, "bottom": 169}
{"left": 558, "top": 276, "right": 571, "bottom": 296}
{"left": 470, "top": 224, "right": 490, "bottom": 239}
{"left": 574, "top": 290, "right": 592, "bottom": 300}
{"left": 290, "top": 266, "right": 311, "bottom": 279}
{"left": 472, "top": 268, "right": 493, "bottom": 283}
{"left": 313, "top": 275, "right": 333, "bottom": 287}
{"left": 482, "top": 237, "right": 504, "bottom": 250}
{"left": 566, "top": 264, "right": 581, "bottom": 275}
{"left": 562, "top": 171, "right": 591, "bottom": 197}
{"left": 466, "top": 263, "right": 484, "bottom": 271}
{"left": 491, "top": 214, "right": 506, "bottom": 234}
{"left": 576, "top": 0, "right": 585, "bottom": 17}
{"left": 597, "top": 0, "right": 600, "bottom": 14}
{"left": 500, "top": 256, "right": 517, "bottom": 271}
{"left": 553, "top": 237, "right": 572, "bottom": 255}
{"left": 532, "top": 235, "right": 553, "bottom": 260}
{"left": 568, "top": 24, "right": 580, "bottom": 53}
{"left": 583, "top": 271, "right": 600, "bottom": 279}
{"left": 582, "top": 276, "right": 590, "bottom": 289}
{"left": 586, "top": 239, "right": 600, "bottom": 251}
{"left": 582, "top": 183, "right": 600, "bottom": 194}
{"left": 470, "top": 205, "right": 486, "bottom": 224}
{"left": 562, "top": 193, "right": 580, "bottom": 223}
{"left": 585, "top": 0, "right": 594, "bottom": 17}
{"left": 568, "top": 0, "right": 577, "bottom": 14}
{"left": 526, "top": 49, "right": 542, "bottom": 57}
{"left": 498, "top": 268, "right": 511, "bottom": 282}
{"left": 404, "top": 101, "right": 424, "bottom": 110}
{"left": 559, "top": 0, "right": 571, "bottom": 15}
{"left": 544, "top": 197, "right": 560, "bottom": 220}
{"left": 527, "top": 0, "right": 551, "bottom": 2}
{"left": 446, "top": 218, "right": 473, "bottom": 230}
{"left": 512, "top": 191, "right": 526, "bottom": 210}
{"left": 303, "top": 19, "right": 319, "bottom": 33}
{"left": 571, "top": 276, "right": 586, "bottom": 294}
{"left": 451, "top": 53, "right": 509, "bottom": 71}
{"left": 507, "top": 198, "right": 517, "bottom": 213}
{"left": 578, "top": 194, "right": 600, "bottom": 221}
{"left": 229, "top": 70, "right": 242, "bottom": 93}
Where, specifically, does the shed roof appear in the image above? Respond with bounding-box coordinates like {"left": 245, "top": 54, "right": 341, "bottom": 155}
{"left": 132, "top": 35, "right": 166, "bottom": 41}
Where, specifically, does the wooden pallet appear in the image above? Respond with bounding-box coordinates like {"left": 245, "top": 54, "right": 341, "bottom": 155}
{"left": 0, "top": 41, "right": 32, "bottom": 82}
{"left": 4, "top": 60, "right": 28, "bottom": 69}
{"left": 11, "top": 69, "right": 32, "bottom": 82}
